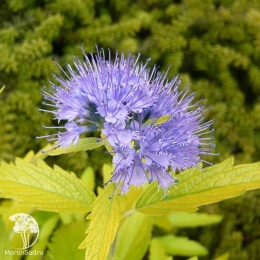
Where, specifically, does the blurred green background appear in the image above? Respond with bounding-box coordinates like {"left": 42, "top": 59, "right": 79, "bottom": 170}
{"left": 0, "top": 0, "right": 260, "bottom": 259}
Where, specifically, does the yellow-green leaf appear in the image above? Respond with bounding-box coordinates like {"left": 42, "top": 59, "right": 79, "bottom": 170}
{"left": 79, "top": 184, "right": 124, "bottom": 260}
{"left": 123, "top": 186, "right": 144, "bottom": 217}
{"left": 143, "top": 115, "right": 171, "bottom": 126}
{"left": 0, "top": 158, "right": 95, "bottom": 213}
{"left": 48, "top": 221, "right": 87, "bottom": 260}
{"left": 149, "top": 239, "right": 171, "bottom": 260}
{"left": 29, "top": 214, "right": 60, "bottom": 259}
{"left": 136, "top": 157, "right": 260, "bottom": 215}
{"left": 102, "top": 163, "right": 113, "bottom": 183}
{"left": 47, "top": 137, "right": 105, "bottom": 156}
{"left": 154, "top": 212, "right": 223, "bottom": 229}
{"left": 111, "top": 212, "right": 152, "bottom": 260}
{"left": 214, "top": 252, "right": 230, "bottom": 260}
{"left": 0, "top": 218, "right": 12, "bottom": 260}
{"left": 168, "top": 212, "right": 223, "bottom": 227}
{"left": 0, "top": 200, "right": 32, "bottom": 232}
{"left": 152, "top": 215, "right": 173, "bottom": 231}
{"left": 81, "top": 166, "right": 95, "bottom": 191}
{"left": 156, "top": 235, "right": 208, "bottom": 256}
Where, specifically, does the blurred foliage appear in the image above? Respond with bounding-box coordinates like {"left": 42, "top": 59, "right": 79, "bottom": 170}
{"left": 0, "top": 0, "right": 260, "bottom": 258}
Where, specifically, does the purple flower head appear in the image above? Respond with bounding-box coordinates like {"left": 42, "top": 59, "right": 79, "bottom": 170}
{"left": 39, "top": 46, "right": 216, "bottom": 195}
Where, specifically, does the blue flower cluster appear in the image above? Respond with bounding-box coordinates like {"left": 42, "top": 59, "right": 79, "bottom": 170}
{"left": 40, "top": 48, "right": 215, "bottom": 194}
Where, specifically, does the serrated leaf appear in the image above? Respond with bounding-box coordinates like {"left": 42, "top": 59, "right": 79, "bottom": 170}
{"left": 136, "top": 157, "right": 260, "bottom": 215}
{"left": 143, "top": 115, "right": 171, "bottom": 126}
{"left": 0, "top": 158, "right": 95, "bottom": 213}
{"left": 48, "top": 221, "right": 87, "bottom": 260}
{"left": 79, "top": 184, "right": 124, "bottom": 260}
{"left": 23, "top": 150, "right": 37, "bottom": 162}
{"left": 111, "top": 212, "right": 152, "bottom": 260}
{"left": 156, "top": 235, "right": 208, "bottom": 256}
{"left": 47, "top": 137, "right": 105, "bottom": 156}
{"left": 149, "top": 239, "right": 171, "bottom": 260}
{"left": 155, "top": 212, "right": 223, "bottom": 228}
